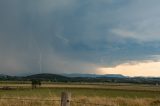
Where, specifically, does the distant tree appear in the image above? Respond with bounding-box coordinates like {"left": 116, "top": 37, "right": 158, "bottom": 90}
{"left": 31, "top": 80, "right": 41, "bottom": 89}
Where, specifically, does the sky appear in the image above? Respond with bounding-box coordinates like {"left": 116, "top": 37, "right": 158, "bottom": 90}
{"left": 0, "top": 0, "right": 160, "bottom": 76}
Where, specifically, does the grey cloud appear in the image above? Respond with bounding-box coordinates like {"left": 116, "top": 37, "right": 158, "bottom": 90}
{"left": 108, "top": 0, "right": 160, "bottom": 41}
{"left": 0, "top": 0, "right": 160, "bottom": 75}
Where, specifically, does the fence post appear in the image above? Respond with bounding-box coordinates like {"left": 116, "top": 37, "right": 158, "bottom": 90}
{"left": 61, "top": 92, "right": 71, "bottom": 106}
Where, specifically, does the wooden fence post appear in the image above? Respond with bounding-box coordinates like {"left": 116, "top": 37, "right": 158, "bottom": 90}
{"left": 61, "top": 92, "right": 71, "bottom": 106}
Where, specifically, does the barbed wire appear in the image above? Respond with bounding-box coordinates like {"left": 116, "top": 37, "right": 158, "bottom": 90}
{"left": 0, "top": 97, "right": 114, "bottom": 106}
{"left": 0, "top": 97, "right": 60, "bottom": 102}
{"left": 71, "top": 101, "right": 113, "bottom": 106}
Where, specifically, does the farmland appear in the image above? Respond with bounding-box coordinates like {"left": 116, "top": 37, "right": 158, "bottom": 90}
{"left": 0, "top": 82, "right": 160, "bottom": 106}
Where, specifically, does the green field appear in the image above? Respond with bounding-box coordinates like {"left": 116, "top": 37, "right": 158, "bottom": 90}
{"left": 0, "top": 83, "right": 160, "bottom": 98}
{"left": 0, "top": 87, "right": 160, "bottom": 98}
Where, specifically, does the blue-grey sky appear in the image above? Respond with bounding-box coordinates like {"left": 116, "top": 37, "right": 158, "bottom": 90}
{"left": 1, "top": 0, "right": 160, "bottom": 76}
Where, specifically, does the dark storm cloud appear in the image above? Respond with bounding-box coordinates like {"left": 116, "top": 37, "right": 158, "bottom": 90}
{"left": 0, "top": 0, "right": 160, "bottom": 75}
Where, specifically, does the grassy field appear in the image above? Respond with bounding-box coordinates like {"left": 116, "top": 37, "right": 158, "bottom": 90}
{"left": 0, "top": 82, "right": 160, "bottom": 106}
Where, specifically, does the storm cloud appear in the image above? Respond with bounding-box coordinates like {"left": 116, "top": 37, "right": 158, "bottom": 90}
{"left": 0, "top": 0, "right": 160, "bottom": 75}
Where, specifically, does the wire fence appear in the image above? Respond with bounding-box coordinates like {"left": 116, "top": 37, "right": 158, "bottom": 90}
{"left": 0, "top": 97, "right": 113, "bottom": 106}
{"left": 0, "top": 97, "right": 60, "bottom": 101}
{"left": 0, "top": 97, "right": 60, "bottom": 106}
{"left": 71, "top": 101, "right": 113, "bottom": 106}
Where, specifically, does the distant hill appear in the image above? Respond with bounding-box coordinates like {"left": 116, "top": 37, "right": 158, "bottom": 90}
{"left": 100, "top": 74, "right": 126, "bottom": 78}
{"left": 0, "top": 74, "right": 21, "bottom": 80}
{"left": 0, "top": 74, "right": 8, "bottom": 78}
{"left": 62, "top": 73, "right": 100, "bottom": 78}
{"left": 24, "top": 73, "right": 70, "bottom": 82}
{"left": 1, "top": 73, "right": 160, "bottom": 85}
{"left": 62, "top": 73, "right": 126, "bottom": 78}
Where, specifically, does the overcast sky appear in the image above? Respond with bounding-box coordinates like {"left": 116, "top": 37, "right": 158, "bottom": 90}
{"left": 1, "top": 0, "right": 160, "bottom": 76}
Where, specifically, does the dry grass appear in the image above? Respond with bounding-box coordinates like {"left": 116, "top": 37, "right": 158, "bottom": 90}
{"left": 72, "top": 97, "right": 160, "bottom": 106}
{"left": 0, "top": 96, "right": 61, "bottom": 106}
{"left": 0, "top": 96, "right": 159, "bottom": 106}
